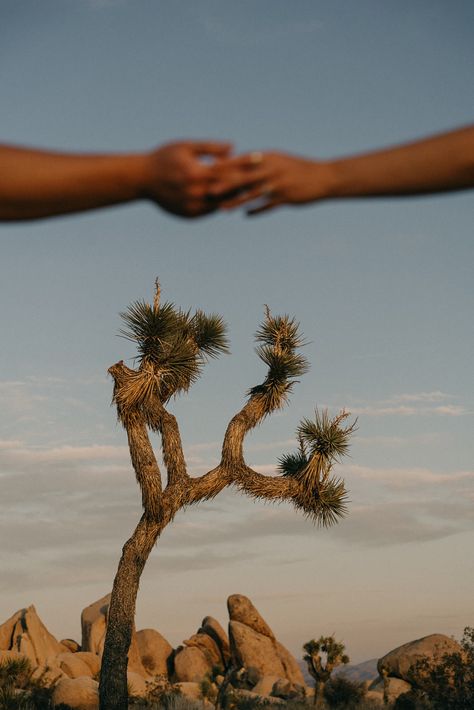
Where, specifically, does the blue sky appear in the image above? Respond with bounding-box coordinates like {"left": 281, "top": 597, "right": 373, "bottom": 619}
{"left": 0, "top": 1, "right": 473, "bottom": 663}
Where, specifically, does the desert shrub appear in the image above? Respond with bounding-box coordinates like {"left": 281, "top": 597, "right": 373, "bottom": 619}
{"left": 0, "top": 658, "right": 33, "bottom": 690}
{"left": 281, "top": 701, "right": 312, "bottom": 710}
{"left": 323, "top": 676, "right": 366, "bottom": 708}
{"left": 407, "top": 626, "right": 474, "bottom": 710}
{"left": 393, "top": 689, "right": 432, "bottom": 710}
{"left": 232, "top": 697, "right": 270, "bottom": 710}
{"left": 132, "top": 693, "right": 203, "bottom": 710}
{"left": 0, "top": 658, "right": 55, "bottom": 710}
{"left": 353, "top": 701, "right": 387, "bottom": 710}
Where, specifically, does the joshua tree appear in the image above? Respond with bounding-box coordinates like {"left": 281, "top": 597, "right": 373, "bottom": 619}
{"left": 303, "top": 636, "right": 350, "bottom": 708}
{"left": 99, "top": 280, "right": 355, "bottom": 710}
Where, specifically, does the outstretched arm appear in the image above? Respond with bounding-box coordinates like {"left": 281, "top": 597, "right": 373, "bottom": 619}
{"left": 211, "top": 124, "right": 474, "bottom": 214}
{"left": 0, "top": 140, "right": 231, "bottom": 221}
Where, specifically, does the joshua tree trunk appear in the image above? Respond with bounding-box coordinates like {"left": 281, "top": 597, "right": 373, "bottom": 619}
{"left": 98, "top": 284, "right": 354, "bottom": 710}
{"left": 99, "top": 516, "right": 163, "bottom": 710}
{"left": 314, "top": 681, "right": 325, "bottom": 708}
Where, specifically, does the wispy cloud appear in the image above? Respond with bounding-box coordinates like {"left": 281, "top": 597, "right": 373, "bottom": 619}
{"left": 329, "top": 499, "right": 474, "bottom": 547}
{"left": 344, "top": 464, "right": 474, "bottom": 490}
{"left": 388, "top": 391, "right": 452, "bottom": 404}
{"left": 201, "top": 15, "right": 322, "bottom": 47}
{"left": 356, "top": 432, "right": 446, "bottom": 448}
{"left": 350, "top": 404, "right": 467, "bottom": 417}
{"left": 337, "top": 391, "right": 469, "bottom": 418}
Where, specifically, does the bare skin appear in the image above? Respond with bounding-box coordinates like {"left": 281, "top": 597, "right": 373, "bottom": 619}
{"left": 211, "top": 124, "right": 474, "bottom": 214}
{"left": 0, "top": 140, "right": 232, "bottom": 220}
{"left": 1, "top": 125, "right": 472, "bottom": 222}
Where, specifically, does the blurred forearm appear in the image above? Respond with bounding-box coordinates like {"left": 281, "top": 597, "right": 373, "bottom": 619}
{"left": 0, "top": 145, "right": 147, "bottom": 220}
{"left": 327, "top": 125, "right": 474, "bottom": 199}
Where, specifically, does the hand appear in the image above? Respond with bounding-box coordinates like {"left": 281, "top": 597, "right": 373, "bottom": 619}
{"left": 209, "top": 151, "right": 335, "bottom": 215}
{"left": 142, "top": 140, "right": 233, "bottom": 218}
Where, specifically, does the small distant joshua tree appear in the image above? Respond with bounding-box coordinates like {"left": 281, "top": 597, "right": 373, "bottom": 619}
{"left": 303, "top": 636, "right": 350, "bottom": 708}
{"left": 99, "top": 280, "right": 356, "bottom": 710}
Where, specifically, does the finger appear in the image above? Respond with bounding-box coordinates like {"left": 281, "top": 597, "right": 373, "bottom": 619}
{"left": 190, "top": 141, "right": 233, "bottom": 158}
{"left": 246, "top": 199, "right": 282, "bottom": 216}
{"left": 209, "top": 169, "right": 269, "bottom": 197}
{"left": 213, "top": 152, "right": 264, "bottom": 171}
{"left": 220, "top": 186, "right": 268, "bottom": 210}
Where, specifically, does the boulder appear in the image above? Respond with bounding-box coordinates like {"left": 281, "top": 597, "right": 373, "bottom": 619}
{"left": 127, "top": 671, "right": 148, "bottom": 698}
{"left": 200, "top": 616, "right": 231, "bottom": 665}
{"left": 229, "top": 620, "right": 286, "bottom": 678}
{"left": 0, "top": 610, "right": 20, "bottom": 650}
{"left": 387, "top": 677, "right": 412, "bottom": 702}
{"left": 58, "top": 652, "right": 94, "bottom": 679}
{"left": 136, "top": 628, "right": 173, "bottom": 677}
{"left": 52, "top": 676, "right": 99, "bottom": 710}
{"left": 174, "top": 645, "right": 213, "bottom": 682}
{"left": 60, "top": 638, "right": 81, "bottom": 653}
{"left": 252, "top": 675, "right": 283, "bottom": 696}
{"left": 227, "top": 595, "right": 275, "bottom": 639}
{"left": 369, "top": 675, "right": 412, "bottom": 702}
{"left": 378, "top": 633, "right": 462, "bottom": 682}
{"left": 0, "top": 606, "right": 62, "bottom": 667}
{"left": 275, "top": 641, "right": 305, "bottom": 686}
{"left": 81, "top": 594, "right": 110, "bottom": 655}
{"left": 174, "top": 681, "right": 202, "bottom": 700}
{"left": 31, "top": 661, "right": 66, "bottom": 686}
{"left": 271, "top": 678, "right": 297, "bottom": 699}
{"left": 75, "top": 652, "right": 101, "bottom": 677}
{"left": 80, "top": 594, "right": 148, "bottom": 677}
{"left": 184, "top": 631, "right": 223, "bottom": 668}
{"left": 227, "top": 595, "right": 304, "bottom": 687}
{"left": 128, "top": 632, "right": 149, "bottom": 677}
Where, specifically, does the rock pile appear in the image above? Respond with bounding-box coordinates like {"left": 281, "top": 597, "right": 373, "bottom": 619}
{"left": 0, "top": 593, "right": 308, "bottom": 708}
{"left": 0, "top": 595, "right": 461, "bottom": 709}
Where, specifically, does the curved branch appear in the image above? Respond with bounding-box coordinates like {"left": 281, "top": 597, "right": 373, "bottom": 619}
{"left": 221, "top": 399, "right": 263, "bottom": 466}
{"left": 108, "top": 361, "right": 162, "bottom": 519}
{"left": 187, "top": 397, "right": 267, "bottom": 504}
{"left": 232, "top": 464, "right": 298, "bottom": 502}
{"left": 188, "top": 396, "right": 299, "bottom": 506}
{"left": 186, "top": 465, "right": 229, "bottom": 505}
{"left": 145, "top": 398, "right": 190, "bottom": 490}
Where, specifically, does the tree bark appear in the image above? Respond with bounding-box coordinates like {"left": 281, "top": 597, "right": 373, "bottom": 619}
{"left": 99, "top": 515, "right": 164, "bottom": 710}
{"left": 314, "top": 680, "right": 325, "bottom": 708}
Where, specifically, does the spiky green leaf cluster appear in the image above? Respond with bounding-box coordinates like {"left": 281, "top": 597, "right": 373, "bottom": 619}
{"left": 278, "top": 410, "right": 355, "bottom": 527}
{"left": 255, "top": 311, "right": 306, "bottom": 351}
{"left": 293, "top": 475, "right": 349, "bottom": 527}
{"left": 277, "top": 450, "right": 308, "bottom": 478}
{"left": 298, "top": 409, "right": 356, "bottom": 463}
{"left": 192, "top": 310, "right": 230, "bottom": 359}
{"left": 249, "top": 310, "right": 309, "bottom": 413}
{"left": 118, "top": 292, "right": 228, "bottom": 407}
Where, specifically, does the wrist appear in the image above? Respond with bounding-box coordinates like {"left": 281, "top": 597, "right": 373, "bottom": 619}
{"left": 317, "top": 160, "right": 345, "bottom": 200}
{"left": 125, "top": 152, "right": 156, "bottom": 201}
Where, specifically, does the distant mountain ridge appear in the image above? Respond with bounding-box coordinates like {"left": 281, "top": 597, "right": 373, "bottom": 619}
{"left": 335, "top": 658, "right": 379, "bottom": 683}
{"left": 298, "top": 657, "right": 379, "bottom": 685}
